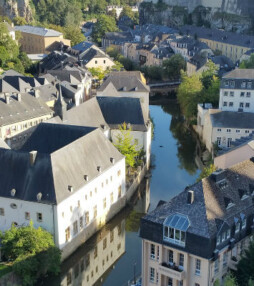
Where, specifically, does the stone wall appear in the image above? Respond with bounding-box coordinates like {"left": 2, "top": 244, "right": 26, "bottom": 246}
{"left": 0, "top": 0, "right": 33, "bottom": 21}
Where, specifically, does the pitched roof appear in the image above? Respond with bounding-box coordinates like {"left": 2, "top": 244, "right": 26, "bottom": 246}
{"left": 81, "top": 48, "right": 111, "bottom": 65}
{"left": 210, "top": 111, "right": 254, "bottom": 129}
{"left": 72, "top": 41, "right": 94, "bottom": 53}
{"left": 142, "top": 158, "right": 254, "bottom": 239}
{"left": 97, "top": 96, "right": 148, "bottom": 131}
{"left": 0, "top": 93, "right": 53, "bottom": 127}
{"left": 15, "top": 25, "right": 62, "bottom": 37}
{"left": 223, "top": 69, "right": 254, "bottom": 79}
{"left": 98, "top": 71, "right": 150, "bottom": 93}
{"left": 0, "top": 124, "right": 124, "bottom": 204}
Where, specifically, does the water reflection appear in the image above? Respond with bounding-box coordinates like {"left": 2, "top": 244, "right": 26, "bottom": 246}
{"left": 43, "top": 179, "right": 150, "bottom": 286}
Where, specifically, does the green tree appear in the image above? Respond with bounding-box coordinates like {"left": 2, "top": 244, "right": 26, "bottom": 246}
{"left": 163, "top": 54, "right": 186, "bottom": 79}
{"left": 13, "top": 16, "right": 27, "bottom": 26}
{"left": 197, "top": 164, "right": 216, "bottom": 181}
{"left": 0, "top": 46, "right": 10, "bottom": 66}
{"left": 92, "top": 14, "right": 118, "bottom": 45}
{"left": 201, "top": 60, "right": 218, "bottom": 89}
{"left": 114, "top": 122, "right": 140, "bottom": 168}
{"left": 0, "top": 222, "right": 61, "bottom": 286}
{"left": 236, "top": 241, "right": 254, "bottom": 286}
{"left": 240, "top": 54, "right": 254, "bottom": 69}
{"left": 63, "top": 26, "right": 86, "bottom": 46}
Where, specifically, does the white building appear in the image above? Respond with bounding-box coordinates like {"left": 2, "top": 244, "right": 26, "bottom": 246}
{"left": 0, "top": 123, "right": 126, "bottom": 260}
{"left": 219, "top": 69, "right": 254, "bottom": 113}
{"left": 106, "top": 5, "right": 138, "bottom": 18}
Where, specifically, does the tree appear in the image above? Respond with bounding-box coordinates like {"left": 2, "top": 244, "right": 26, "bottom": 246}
{"left": 114, "top": 122, "right": 140, "bottom": 168}
{"left": 201, "top": 60, "right": 218, "bottom": 89}
{"left": 63, "top": 26, "right": 86, "bottom": 46}
{"left": 236, "top": 241, "right": 254, "bottom": 285}
{"left": 163, "top": 54, "right": 186, "bottom": 79}
{"left": 197, "top": 164, "right": 216, "bottom": 181}
{"left": 88, "top": 67, "right": 107, "bottom": 81}
{"left": 120, "top": 5, "right": 135, "bottom": 19}
{"left": 240, "top": 54, "right": 254, "bottom": 69}
{"left": 92, "top": 14, "right": 118, "bottom": 45}
{"left": 0, "top": 46, "right": 9, "bottom": 66}
{"left": 13, "top": 16, "right": 27, "bottom": 26}
{"left": 0, "top": 222, "right": 61, "bottom": 286}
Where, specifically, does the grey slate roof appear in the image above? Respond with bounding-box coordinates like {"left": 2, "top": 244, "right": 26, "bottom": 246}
{"left": 72, "top": 41, "right": 94, "bottom": 53}
{"left": 97, "top": 96, "right": 148, "bottom": 131}
{"left": 140, "top": 159, "right": 254, "bottom": 257}
{"left": 15, "top": 25, "right": 62, "bottom": 37}
{"left": 81, "top": 48, "right": 110, "bottom": 65}
{"left": 0, "top": 124, "right": 124, "bottom": 204}
{"left": 0, "top": 93, "right": 53, "bottom": 127}
{"left": 223, "top": 69, "right": 254, "bottom": 79}
{"left": 181, "top": 25, "right": 254, "bottom": 49}
{"left": 98, "top": 71, "right": 150, "bottom": 93}
{"left": 210, "top": 111, "right": 254, "bottom": 129}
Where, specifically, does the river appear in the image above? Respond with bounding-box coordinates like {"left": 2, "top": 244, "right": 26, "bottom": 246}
{"left": 42, "top": 103, "right": 201, "bottom": 286}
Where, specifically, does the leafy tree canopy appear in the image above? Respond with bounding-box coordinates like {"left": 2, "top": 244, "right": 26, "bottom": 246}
{"left": 240, "top": 54, "right": 254, "bottom": 69}
{"left": 162, "top": 54, "right": 186, "bottom": 79}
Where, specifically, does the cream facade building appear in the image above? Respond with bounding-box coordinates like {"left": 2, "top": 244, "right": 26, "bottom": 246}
{"left": 140, "top": 160, "right": 254, "bottom": 286}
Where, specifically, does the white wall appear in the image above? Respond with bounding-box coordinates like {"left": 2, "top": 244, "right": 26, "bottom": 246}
{"left": 0, "top": 197, "right": 54, "bottom": 235}
{"left": 219, "top": 88, "right": 254, "bottom": 113}
{"left": 55, "top": 158, "right": 126, "bottom": 249}
{"left": 85, "top": 57, "right": 115, "bottom": 70}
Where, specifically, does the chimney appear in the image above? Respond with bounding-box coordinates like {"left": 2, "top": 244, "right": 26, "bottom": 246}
{"left": 11, "top": 189, "right": 16, "bottom": 197}
{"left": 34, "top": 90, "right": 40, "bottom": 98}
{"left": 84, "top": 175, "right": 89, "bottom": 181}
{"left": 97, "top": 166, "right": 102, "bottom": 173}
{"left": 37, "top": 192, "right": 42, "bottom": 201}
{"left": 187, "top": 190, "right": 194, "bottom": 204}
{"left": 4, "top": 93, "right": 10, "bottom": 104}
{"left": 17, "top": 93, "right": 21, "bottom": 102}
{"left": 68, "top": 185, "right": 73, "bottom": 192}
{"left": 29, "top": 151, "right": 37, "bottom": 166}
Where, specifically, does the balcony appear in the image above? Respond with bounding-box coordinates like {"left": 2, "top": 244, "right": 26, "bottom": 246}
{"left": 158, "top": 262, "right": 185, "bottom": 280}
{"left": 228, "top": 256, "right": 238, "bottom": 271}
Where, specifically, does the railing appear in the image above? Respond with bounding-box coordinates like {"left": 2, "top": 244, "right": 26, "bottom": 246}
{"left": 158, "top": 262, "right": 185, "bottom": 280}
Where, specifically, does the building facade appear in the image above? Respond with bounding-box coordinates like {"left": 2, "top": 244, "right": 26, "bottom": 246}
{"left": 140, "top": 159, "right": 254, "bottom": 286}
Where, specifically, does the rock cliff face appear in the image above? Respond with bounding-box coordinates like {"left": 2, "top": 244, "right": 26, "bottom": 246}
{"left": 0, "top": 0, "right": 33, "bottom": 21}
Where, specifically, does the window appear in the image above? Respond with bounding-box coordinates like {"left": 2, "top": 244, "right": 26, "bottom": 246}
{"left": 150, "top": 244, "right": 155, "bottom": 259}
{"left": 168, "top": 278, "right": 173, "bottom": 286}
{"left": 214, "top": 259, "right": 219, "bottom": 274}
{"left": 239, "top": 102, "right": 244, "bottom": 108}
{"left": 226, "top": 129, "right": 231, "bottom": 133}
{"left": 179, "top": 281, "right": 183, "bottom": 286}
{"left": 73, "top": 221, "right": 78, "bottom": 235}
{"left": 225, "top": 81, "right": 229, "bottom": 87}
{"left": 247, "top": 82, "right": 252, "bottom": 89}
{"left": 94, "top": 246, "right": 98, "bottom": 259}
{"left": 246, "top": 92, "right": 251, "bottom": 97}
{"left": 230, "top": 91, "right": 234, "bottom": 97}
{"left": 242, "top": 217, "right": 247, "bottom": 229}
{"left": 217, "top": 128, "right": 221, "bottom": 132}
{"left": 150, "top": 267, "right": 155, "bottom": 282}
{"left": 85, "top": 254, "right": 90, "bottom": 267}
{"left": 179, "top": 253, "right": 184, "bottom": 269}
{"left": 103, "top": 60, "right": 106, "bottom": 64}
{"left": 95, "top": 60, "right": 98, "bottom": 64}
{"left": 110, "top": 192, "right": 114, "bottom": 204}
{"left": 229, "top": 102, "right": 234, "bottom": 107}
{"left": 93, "top": 206, "right": 97, "bottom": 219}
{"left": 85, "top": 212, "right": 89, "bottom": 225}
{"left": 223, "top": 101, "right": 227, "bottom": 107}
{"left": 118, "top": 186, "right": 122, "bottom": 198}
{"left": 240, "top": 92, "right": 245, "bottom": 97}
{"left": 67, "top": 272, "right": 72, "bottom": 285}
{"left": 216, "top": 235, "right": 221, "bottom": 245}
{"left": 227, "top": 229, "right": 231, "bottom": 239}
{"left": 217, "top": 137, "right": 221, "bottom": 146}
{"left": 157, "top": 246, "right": 160, "bottom": 260}
{"left": 65, "top": 227, "right": 70, "bottom": 242}
{"left": 227, "top": 138, "right": 232, "bottom": 148}
{"left": 37, "top": 213, "right": 42, "bottom": 222}
{"left": 103, "top": 198, "right": 106, "bottom": 209}
{"left": 0, "top": 208, "right": 4, "bottom": 216}
{"left": 236, "top": 130, "right": 240, "bottom": 133}
{"left": 223, "top": 252, "right": 228, "bottom": 267}
{"left": 110, "top": 230, "right": 114, "bottom": 242}
{"left": 169, "top": 250, "right": 174, "bottom": 264}
{"left": 80, "top": 217, "right": 83, "bottom": 229}
{"left": 25, "top": 212, "right": 30, "bottom": 220}
{"left": 222, "top": 232, "right": 226, "bottom": 242}
{"left": 235, "top": 221, "right": 240, "bottom": 233}
{"left": 241, "top": 81, "right": 246, "bottom": 88}
{"left": 103, "top": 238, "right": 107, "bottom": 250}
{"left": 245, "top": 130, "right": 250, "bottom": 134}
{"left": 163, "top": 214, "right": 189, "bottom": 247}
{"left": 224, "top": 91, "right": 228, "bottom": 96}
{"left": 246, "top": 103, "right": 250, "bottom": 108}
{"left": 195, "top": 259, "right": 201, "bottom": 275}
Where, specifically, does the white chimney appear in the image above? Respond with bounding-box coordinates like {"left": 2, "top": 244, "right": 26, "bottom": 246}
{"left": 29, "top": 151, "right": 37, "bottom": 166}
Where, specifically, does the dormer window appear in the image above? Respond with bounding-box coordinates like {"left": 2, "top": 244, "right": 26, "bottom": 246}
{"left": 163, "top": 214, "right": 190, "bottom": 247}
{"left": 224, "top": 197, "right": 234, "bottom": 209}
{"left": 241, "top": 81, "right": 246, "bottom": 88}
{"left": 235, "top": 218, "right": 240, "bottom": 233}
{"left": 241, "top": 213, "right": 246, "bottom": 230}
{"left": 230, "top": 81, "right": 235, "bottom": 88}
{"left": 247, "top": 82, "right": 252, "bottom": 89}
{"left": 225, "top": 81, "right": 229, "bottom": 87}
{"left": 226, "top": 229, "right": 231, "bottom": 239}
{"left": 238, "top": 189, "right": 249, "bottom": 200}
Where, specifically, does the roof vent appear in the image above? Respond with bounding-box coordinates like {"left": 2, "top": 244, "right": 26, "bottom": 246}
{"left": 11, "top": 189, "right": 16, "bottom": 197}
{"left": 97, "top": 166, "right": 102, "bottom": 173}
{"left": 110, "top": 157, "right": 115, "bottom": 164}
{"left": 37, "top": 192, "right": 42, "bottom": 201}
{"left": 29, "top": 151, "right": 37, "bottom": 166}
{"left": 17, "top": 93, "right": 21, "bottom": 102}
{"left": 68, "top": 185, "right": 73, "bottom": 192}
{"left": 187, "top": 190, "right": 194, "bottom": 204}
{"left": 84, "top": 175, "right": 89, "bottom": 181}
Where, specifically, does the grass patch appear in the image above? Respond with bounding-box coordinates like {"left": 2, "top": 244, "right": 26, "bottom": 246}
{"left": 0, "top": 263, "right": 12, "bottom": 278}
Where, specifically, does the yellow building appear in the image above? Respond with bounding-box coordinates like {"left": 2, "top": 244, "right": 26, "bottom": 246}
{"left": 15, "top": 25, "right": 71, "bottom": 54}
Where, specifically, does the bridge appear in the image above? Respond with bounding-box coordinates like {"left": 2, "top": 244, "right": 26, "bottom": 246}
{"left": 149, "top": 80, "right": 181, "bottom": 95}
